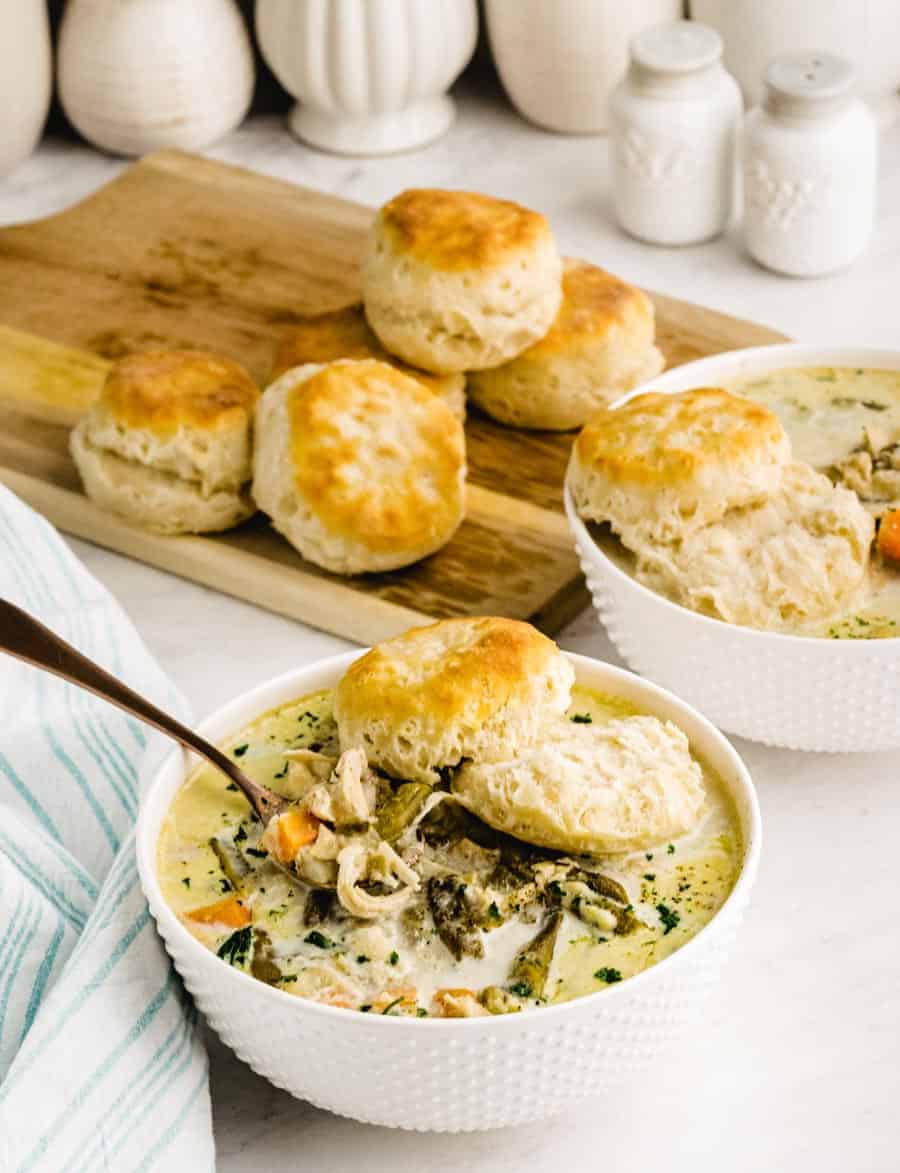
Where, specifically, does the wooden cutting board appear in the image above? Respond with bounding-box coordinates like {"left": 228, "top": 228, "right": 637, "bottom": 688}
{"left": 0, "top": 150, "right": 786, "bottom": 644}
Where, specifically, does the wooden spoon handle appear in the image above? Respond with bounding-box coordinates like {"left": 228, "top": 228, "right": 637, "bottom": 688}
{"left": 0, "top": 597, "right": 285, "bottom": 822}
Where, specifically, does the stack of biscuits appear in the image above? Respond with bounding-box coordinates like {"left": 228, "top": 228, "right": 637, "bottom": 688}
{"left": 71, "top": 188, "right": 664, "bottom": 576}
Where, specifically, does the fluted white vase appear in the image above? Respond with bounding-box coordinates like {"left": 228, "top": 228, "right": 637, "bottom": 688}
{"left": 0, "top": 0, "right": 51, "bottom": 175}
{"left": 255, "top": 0, "right": 478, "bottom": 155}
{"left": 58, "top": 0, "right": 255, "bottom": 156}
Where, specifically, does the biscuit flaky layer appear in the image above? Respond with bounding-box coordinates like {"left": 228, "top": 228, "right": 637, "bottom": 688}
{"left": 253, "top": 359, "right": 466, "bottom": 575}
{"left": 571, "top": 387, "right": 792, "bottom": 543}
{"left": 466, "top": 258, "right": 664, "bottom": 430}
{"left": 334, "top": 617, "right": 574, "bottom": 784}
{"left": 270, "top": 303, "right": 465, "bottom": 419}
{"left": 100, "top": 349, "right": 259, "bottom": 436}
{"left": 452, "top": 714, "right": 706, "bottom": 854}
{"left": 378, "top": 188, "right": 553, "bottom": 272}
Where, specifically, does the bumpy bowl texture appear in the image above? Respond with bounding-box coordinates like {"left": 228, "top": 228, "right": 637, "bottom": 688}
{"left": 137, "top": 650, "right": 760, "bottom": 1131}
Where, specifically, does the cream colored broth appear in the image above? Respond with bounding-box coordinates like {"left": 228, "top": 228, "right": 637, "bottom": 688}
{"left": 732, "top": 366, "right": 900, "bottom": 638}
{"left": 157, "top": 688, "right": 740, "bottom": 1017}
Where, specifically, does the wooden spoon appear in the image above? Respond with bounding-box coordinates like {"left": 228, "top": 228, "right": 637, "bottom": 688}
{"left": 0, "top": 598, "right": 289, "bottom": 825}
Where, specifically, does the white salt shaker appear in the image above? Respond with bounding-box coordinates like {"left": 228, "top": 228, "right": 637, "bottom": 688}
{"left": 609, "top": 21, "right": 741, "bottom": 245}
{"left": 743, "top": 53, "right": 877, "bottom": 277}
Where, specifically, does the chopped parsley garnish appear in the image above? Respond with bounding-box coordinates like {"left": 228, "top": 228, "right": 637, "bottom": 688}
{"left": 508, "top": 981, "right": 532, "bottom": 998}
{"left": 225, "top": 782, "right": 238, "bottom": 792}
{"left": 233, "top": 744, "right": 248, "bottom": 757}
{"left": 389, "top": 950, "right": 399, "bottom": 966}
{"left": 645, "top": 853, "right": 654, "bottom": 861}
{"left": 594, "top": 967, "right": 623, "bottom": 984}
{"left": 360, "top": 1004, "right": 372, "bottom": 1013}
{"left": 382, "top": 997, "right": 404, "bottom": 1016}
{"left": 356, "top": 954, "right": 370, "bottom": 965}
{"left": 217, "top": 926, "right": 252, "bottom": 967}
{"left": 488, "top": 902, "right": 501, "bottom": 920}
{"left": 657, "top": 903, "right": 680, "bottom": 935}
{"left": 181, "top": 877, "right": 191, "bottom": 888}
{"left": 667, "top": 843, "right": 676, "bottom": 855}
{"left": 570, "top": 713, "right": 593, "bottom": 724}
{"left": 246, "top": 847, "right": 267, "bottom": 858}
{"left": 280, "top": 974, "right": 298, "bottom": 984}
{"left": 416, "top": 1007, "right": 429, "bottom": 1018}
{"left": 233, "top": 824, "right": 247, "bottom": 843}
{"left": 219, "top": 878, "right": 232, "bottom": 893}
{"left": 273, "top": 763, "right": 289, "bottom": 779}
{"left": 304, "top": 930, "right": 334, "bottom": 949}
{"left": 643, "top": 873, "right": 655, "bottom": 882}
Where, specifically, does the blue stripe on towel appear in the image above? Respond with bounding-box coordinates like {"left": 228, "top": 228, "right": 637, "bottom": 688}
{"left": 132, "top": 1066, "right": 209, "bottom": 1173}
{"left": 18, "top": 911, "right": 66, "bottom": 1047}
{"left": 18, "top": 973, "right": 176, "bottom": 1172}
{"left": 64, "top": 1004, "right": 197, "bottom": 1173}
{"left": 0, "top": 831, "right": 90, "bottom": 932}
{"left": 0, "top": 906, "right": 151, "bottom": 1100}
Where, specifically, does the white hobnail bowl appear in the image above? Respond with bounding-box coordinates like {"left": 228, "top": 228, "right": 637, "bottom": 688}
{"left": 136, "top": 649, "right": 761, "bottom": 1132}
{"left": 565, "top": 343, "right": 900, "bottom": 753}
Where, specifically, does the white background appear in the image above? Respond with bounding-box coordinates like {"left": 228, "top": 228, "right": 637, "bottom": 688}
{"left": 3, "top": 81, "right": 899, "bottom": 1172}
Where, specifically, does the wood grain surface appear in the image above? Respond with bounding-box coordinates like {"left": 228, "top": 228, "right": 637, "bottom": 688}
{"left": 0, "top": 150, "right": 787, "bottom": 642}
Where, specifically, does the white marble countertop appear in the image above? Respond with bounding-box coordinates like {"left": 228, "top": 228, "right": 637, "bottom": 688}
{"left": 4, "top": 86, "right": 900, "bottom": 1172}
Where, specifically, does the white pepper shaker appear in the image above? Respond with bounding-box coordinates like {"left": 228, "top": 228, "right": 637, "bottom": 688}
{"left": 743, "top": 53, "right": 877, "bottom": 277}
{"left": 609, "top": 21, "right": 741, "bottom": 246}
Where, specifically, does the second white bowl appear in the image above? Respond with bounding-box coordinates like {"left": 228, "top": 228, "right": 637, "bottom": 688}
{"left": 565, "top": 343, "right": 900, "bottom": 753}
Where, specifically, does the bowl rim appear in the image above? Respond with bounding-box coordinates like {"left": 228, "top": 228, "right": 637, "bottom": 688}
{"left": 136, "top": 646, "right": 762, "bottom": 1032}
{"left": 565, "top": 341, "right": 900, "bottom": 649}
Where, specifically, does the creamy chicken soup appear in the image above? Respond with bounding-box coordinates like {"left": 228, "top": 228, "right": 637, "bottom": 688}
{"left": 158, "top": 689, "right": 740, "bottom": 1018}
{"left": 733, "top": 366, "right": 900, "bottom": 638}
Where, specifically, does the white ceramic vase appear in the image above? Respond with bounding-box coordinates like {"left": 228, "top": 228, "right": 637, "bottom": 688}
{"left": 0, "top": 0, "right": 52, "bottom": 176}
{"left": 255, "top": 0, "right": 478, "bottom": 156}
{"left": 58, "top": 0, "right": 255, "bottom": 156}
{"left": 486, "top": 0, "right": 684, "bottom": 134}
{"left": 690, "top": 0, "right": 900, "bottom": 122}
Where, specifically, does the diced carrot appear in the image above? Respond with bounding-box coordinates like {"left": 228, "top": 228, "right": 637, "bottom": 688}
{"left": 431, "top": 987, "right": 489, "bottom": 1018}
{"left": 275, "top": 808, "right": 321, "bottom": 862}
{"left": 186, "top": 896, "right": 251, "bottom": 928}
{"left": 435, "top": 987, "right": 477, "bottom": 1000}
{"left": 878, "top": 509, "right": 900, "bottom": 562}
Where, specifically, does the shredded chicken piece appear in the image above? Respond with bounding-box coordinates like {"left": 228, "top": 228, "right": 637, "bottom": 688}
{"left": 336, "top": 840, "right": 420, "bottom": 919}
{"left": 292, "top": 823, "right": 340, "bottom": 888}
{"left": 432, "top": 989, "right": 490, "bottom": 1018}
{"left": 307, "top": 748, "right": 375, "bottom": 826}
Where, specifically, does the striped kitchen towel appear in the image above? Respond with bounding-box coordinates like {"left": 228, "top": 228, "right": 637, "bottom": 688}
{"left": 0, "top": 484, "right": 214, "bottom": 1171}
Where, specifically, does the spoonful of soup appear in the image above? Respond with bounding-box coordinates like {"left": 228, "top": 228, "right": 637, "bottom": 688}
{"left": 0, "top": 598, "right": 291, "bottom": 825}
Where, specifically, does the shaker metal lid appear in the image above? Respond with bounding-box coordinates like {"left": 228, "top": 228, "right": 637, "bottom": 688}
{"left": 765, "top": 52, "right": 855, "bottom": 103}
{"left": 630, "top": 20, "right": 723, "bottom": 75}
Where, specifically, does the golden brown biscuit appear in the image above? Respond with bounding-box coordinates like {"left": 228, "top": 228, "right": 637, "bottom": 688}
{"left": 466, "top": 259, "right": 664, "bottom": 430}
{"left": 334, "top": 617, "right": 574, "bottom": 784}
{"left": 270, "top": 303, "right": 465, "bottom": 420}
{"left": 69, "top": 349, "right": 259, "bottom": 534}
{"left": 252, "top": 359, "right": 466, "bottom": 574}
{"left": 570, "top": 387, "right": 791, "bottom": 544}
{"left": 362, "top": 188, "right": 563, "bottom": 373}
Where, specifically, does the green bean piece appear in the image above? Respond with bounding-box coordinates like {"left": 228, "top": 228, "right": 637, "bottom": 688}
{"left": 210, "top": 834, "right": 251, "bottom": 892}
{"left": 508, "top": 911, "right": 562, "bottom": 999}
{"left": 375, "top": 782, "right": 432, "bottom": 843}
{"left": 250, "top": 929, "right": 282, "bottom": 986}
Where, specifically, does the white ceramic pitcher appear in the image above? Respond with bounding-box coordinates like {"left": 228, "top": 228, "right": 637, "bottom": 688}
{"left": 0, "top": 0, "right": 51, "bottom": 175}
